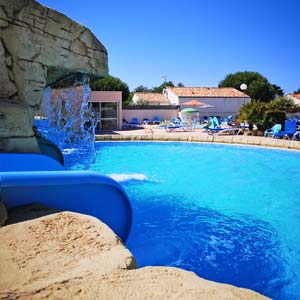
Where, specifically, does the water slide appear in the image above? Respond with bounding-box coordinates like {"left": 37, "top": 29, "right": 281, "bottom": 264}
{"left": 0, "top": 154, "right": 132, "bottom": 242}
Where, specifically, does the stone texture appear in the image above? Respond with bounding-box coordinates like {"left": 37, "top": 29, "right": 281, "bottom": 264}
{"left": 0, "top": 0, "right": 108, "bottom": 152}
{"left": 0, "top": 201, "right": 7, "bottom": 226}
{"left": 0, "top": 136, "right": 40, "bottom": 153}
{"left": 4, "top": 203, "right": 61, "bottom": 225}
{"left": 0, "top": 99, "right": 33, "bottom": 138}
{"left": 0, "top": 211, "right": 268, "bottom": 300}
{"left": 0, "top": 267, "right": 269, "bottom": 300}
{"left": 0, "top": 212, "right": 136, "bottom": 294}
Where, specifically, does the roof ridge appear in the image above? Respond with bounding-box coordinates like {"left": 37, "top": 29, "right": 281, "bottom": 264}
{"left": 166, "top": 86, "right": 249, "bottom": 97}
{"left": 168, "top": 86, "right": 237, "bottom": 89}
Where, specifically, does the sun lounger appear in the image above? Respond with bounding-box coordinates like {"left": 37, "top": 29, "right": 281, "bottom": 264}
{"left": 163, "top": 125, "right": 188, "bottom": 132}
{"left": 152, "top": 116, "right": 161, "bottom": 125}
{"left": 273, "top": 120, "right": 297, "bottom": 139}
{"left": 292, "top": 131, "right": 300, "bottom": 140}
{"left": 130, "top": 117, "right": 140, "bottom": 125}
{"left": 264, "top": 124, "right": 282, "bottom": 137}
{"left": 212, "top": 127, "right": 242, "bottom": 135}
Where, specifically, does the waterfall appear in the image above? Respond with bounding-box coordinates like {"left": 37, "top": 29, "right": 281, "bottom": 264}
{"left": 39, "top": 72, "right": 98, "bottom": 168}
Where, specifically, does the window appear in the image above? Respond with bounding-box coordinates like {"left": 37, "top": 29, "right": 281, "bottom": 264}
{"left": 99, "top": 102, "right": 118, "bottom": 130}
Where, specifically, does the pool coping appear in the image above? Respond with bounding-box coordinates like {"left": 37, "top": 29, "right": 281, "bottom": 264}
{"left": 95, "top": 134, "right": 300, "bottom": 151}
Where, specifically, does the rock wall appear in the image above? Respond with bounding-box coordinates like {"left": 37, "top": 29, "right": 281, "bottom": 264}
{"left": 0, "top": 211, "right": 269, "bottom": 300}
{"left": 0, "top": 201, "right": 7, "bottom": 226}
{"left": 0, "top": 0, "right": 108, "bottom": 152}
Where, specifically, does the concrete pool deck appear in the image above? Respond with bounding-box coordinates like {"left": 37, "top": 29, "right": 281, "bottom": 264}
{"left": 96, "top": 126, "right": 300, "bottom": 151}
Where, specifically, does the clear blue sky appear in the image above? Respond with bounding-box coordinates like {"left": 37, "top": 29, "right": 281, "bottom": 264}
{"left": 39, "top": 0, "right": 300, "bottom": 94}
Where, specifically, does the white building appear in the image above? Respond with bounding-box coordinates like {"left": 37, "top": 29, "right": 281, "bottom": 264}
{"left": 286, "top": 93, "right": 300, "bottom": 106}
{"left": 164, "top": 87, "right": 251, "bottom": 118}
{"left": 132, "top": 92, "right": 170, "bottom": 105}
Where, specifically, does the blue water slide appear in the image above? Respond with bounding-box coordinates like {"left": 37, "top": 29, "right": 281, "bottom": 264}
{"left": 0, "top": 153, "right": 64, "bottom": 172}
{"left": 0, "top": 154, "right": 132, "bottom": 242}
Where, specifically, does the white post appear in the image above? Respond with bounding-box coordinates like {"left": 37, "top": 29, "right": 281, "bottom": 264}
{"left": 240, "top": 83, "right": 248, "bottom": 129}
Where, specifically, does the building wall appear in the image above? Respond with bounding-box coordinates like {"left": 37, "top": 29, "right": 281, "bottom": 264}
{"left": 164, "top": 89, "right": 179, "bottom": 105}
{"left": 91, "top": 91, "right": 122, "bottom": 130}
{"left": 180, "top": 96, "right": 251, "bottom": 118}
{"left": 123, "top": 109, "right": 178, "bottom": 123}
{"left": 132, "top": 94, "right": 170, "bottom": 105}
{"left": 132, "top": 94, "right": 139, "bottom": 104}
{"left": 92, "top": 91, "right": 122, "bottom": 103}
{"left": 286, "top": 95, "right": 300, "bottom": 106}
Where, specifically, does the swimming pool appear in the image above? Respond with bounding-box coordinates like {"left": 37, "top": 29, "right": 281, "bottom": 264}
{"left": 70, "top": 141, "right": 300, "bottom": 299}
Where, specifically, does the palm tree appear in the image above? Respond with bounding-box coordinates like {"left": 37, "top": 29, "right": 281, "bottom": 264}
{"left": 239, "top": 98, "right": 287, "bottom": 133}
{"left": 239, "top": 100, "right": 267, "bottom": 131}
{"left": 268, "top": 96, "right": 296, "bottom": 112}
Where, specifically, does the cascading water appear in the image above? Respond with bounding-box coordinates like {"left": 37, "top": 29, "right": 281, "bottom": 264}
{"left": 38, "top": 72, "right": 98, "bottom": 168}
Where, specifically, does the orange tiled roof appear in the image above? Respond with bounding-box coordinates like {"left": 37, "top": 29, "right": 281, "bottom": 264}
{"left": 135, "top": 92, "right": 169, "bottom": 103}
{"left": 167, "top": 87, "right": 249, "bottom": 98}
{"left": 287, "top": 93, "right": 300, "bottom": 100}
{"left": 286, "top": 93, "right": 300, "bottom": 105}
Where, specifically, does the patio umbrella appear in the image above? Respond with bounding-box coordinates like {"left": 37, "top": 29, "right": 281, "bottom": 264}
{"left": 199, "top": 104, "right": 215, "bottom": 119}
{"left": 181, "top": 108, "right": 199, "bottom": 113}
{"left": 182, "top": 100, "right": 208, "bottom": 107}
{"left": 182, "top": 100, "right": 214, "bottom": 118}
{"left": 180, "top": 107, "right": 199, "bottom": 126}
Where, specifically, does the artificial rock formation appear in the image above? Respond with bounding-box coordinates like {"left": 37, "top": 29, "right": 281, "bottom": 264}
{"left": 0, "top": 212, "right": 136, "bottom": 294}
{"left": 0, "top": 212, "right": 269, "bottom": 300}
{"left": 0, "top": 201, "right": 7, "bottom": 226}
{"left": 0, "top": 0, "right": 108, "bottom": 152}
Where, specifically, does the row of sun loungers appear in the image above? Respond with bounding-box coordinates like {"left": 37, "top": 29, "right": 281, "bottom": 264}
{"left": 123, "top": 115, "right": 300, "bottom": 140}
{"left": 268, "top": 119, "right": 299, "bottom": 140}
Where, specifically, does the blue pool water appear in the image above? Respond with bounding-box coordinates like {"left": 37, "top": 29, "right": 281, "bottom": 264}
{"left": 70, "top": 141, "right": 300, "bottom": 299}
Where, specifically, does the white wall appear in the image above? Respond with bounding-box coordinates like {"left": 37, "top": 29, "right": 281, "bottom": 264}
{"left": 180, "top": 96, "right": 251, "bottom": 118}
{"left": 122, "top": 109, "right": 178, "bottom": 123}
{"left": 132, "top": 94, "right": 139, "bottom": 104}
{"left": 164, "top": 89, "right": 179, "bottom": 105}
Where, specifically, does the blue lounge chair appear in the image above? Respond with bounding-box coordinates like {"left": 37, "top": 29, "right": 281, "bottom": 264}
{"left": 293, "top": 131, "right": 300, "bottom": 141}
{"left": 273, "top": 120, "right": 297, "bottom": 139}
{"left": 222, "top": 115, "right": 234, "bottom": 126}
{"left": 143, "top": 118, "right": 150, "bottom": 124}
{"left": 171, "top": 117, "right": 181, "bottom": 124}
{"left": 264, "top": 124, "right": 282, "bottom": 137}
{"left": 164, "top": 124, "right": 188, "bottom": 132}
{"left": 152, "top": 116, "right": 160, "bottom": 125}
{"left": 204, "top": 117, "right": 220, "bottom": 133}
{"left": 130, "top": 117, "right": 140, "bottom": 125}
{"left": 205, "top": 117, "right": 241, "bottom": 135}
{"left": 163, "top": 118, "right": 188, "bottom": 132}
{"left": 294, "top": 115, "right": 300, "bottom": 129}
{"left": 212, "top": 127, "right": 242, "bottom": 135}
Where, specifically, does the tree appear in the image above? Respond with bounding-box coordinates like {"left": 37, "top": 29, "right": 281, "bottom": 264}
{"left": 272, "top": 84, "right": 284, "bottom": 97}
{"left": 239, "top": 100, "right": 267, "bottom": 130}
{"left": 294, "top": 88, "right": 300, "bottom": 93}
{"left": 238, "top": 98, "right": 290, "bottom": 132}
{"left": 133, "top": 85, "right": 150, "bottom": 93}
{"left": 177, "top": 82, "right": 185, "bottom": 87}
{"left": 268, "top": 96, "right": 296, "bottom": 112}
{"left": 91, "top": 75, "right": 130, "bottom": 102}
{"left": 151, "top": 81, "right": 175, "bottom": 93}
{"left": 219, "top": 71, "right": 275, "bottom": 102}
